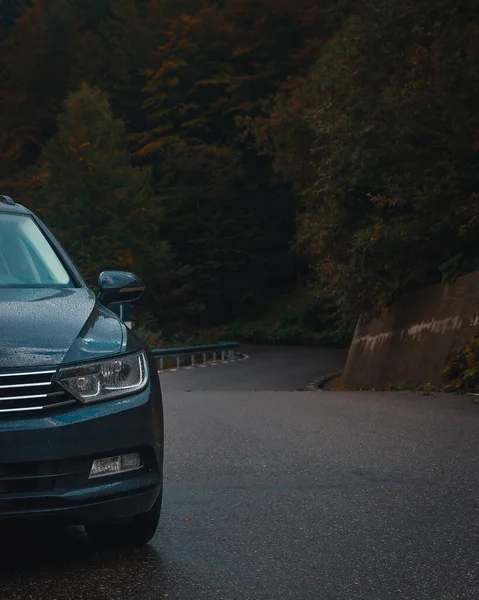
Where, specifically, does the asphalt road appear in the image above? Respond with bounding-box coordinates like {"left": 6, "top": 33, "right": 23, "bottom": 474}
{"left": 163, "top": 344, "right": 348, "bottom": 391}
{"left": 1, "top": 346, "right": 478, "bottom": 600}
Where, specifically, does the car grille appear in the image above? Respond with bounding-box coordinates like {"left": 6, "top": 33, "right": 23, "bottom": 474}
{"left": 0, "top": 369, "right": 76, "bottom": 415}
{"left": 0, "top": 457, "right": 93, "bottom": 513}
{"left": 0, "top": 457, "right": 91, "bottom": 494}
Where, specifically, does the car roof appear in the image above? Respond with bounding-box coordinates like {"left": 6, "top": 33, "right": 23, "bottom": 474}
{"left": 0, "top": 197, "right": 32, "bottom": 216}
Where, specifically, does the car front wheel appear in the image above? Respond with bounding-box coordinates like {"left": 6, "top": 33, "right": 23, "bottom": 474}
{"left": 85, "top": 491, "right": 162, "bottom": 548}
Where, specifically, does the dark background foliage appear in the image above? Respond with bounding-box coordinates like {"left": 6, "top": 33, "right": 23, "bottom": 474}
{"left": 1, "top": 0, "right": 477, "bottom": 341}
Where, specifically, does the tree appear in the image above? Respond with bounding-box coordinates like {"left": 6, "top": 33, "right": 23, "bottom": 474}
{"left": 137, "top": 0, "right": 330, "bottom": 158}
{"left": 96, "top": 0, "right": 155, "bottom": 132}
{"left": 133, "top": 0, "right": 330, "bottom": 324}
{"left": 304, "top": 0, "right": 479, "bottom": 317}
{"left": 35, "top": 83, "right": 178, "bottom": 316}
{"left": 0, "top": 0, "right": 24, "bottom": 33}
{"left": 0, "top": 0, "right": 82, "bottom": 171}
{"left": 249, "top": 0, "right": 479, "bottom": 321}
{"left": 241, "top": 1, "right": 351, "bottom": 290}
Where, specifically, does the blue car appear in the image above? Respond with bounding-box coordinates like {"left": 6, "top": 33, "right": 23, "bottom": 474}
{"left": 0, "top": 195, "right": 163, "bottom": 546}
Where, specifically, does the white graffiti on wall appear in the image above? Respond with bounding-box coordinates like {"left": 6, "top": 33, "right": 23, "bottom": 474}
{"left": 353, "top": 314, "right": 479, "bottom": 348}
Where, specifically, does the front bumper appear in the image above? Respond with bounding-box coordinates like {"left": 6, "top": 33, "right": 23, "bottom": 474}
{"left": 0, "top": 383, "right": 163, "bottom": 522}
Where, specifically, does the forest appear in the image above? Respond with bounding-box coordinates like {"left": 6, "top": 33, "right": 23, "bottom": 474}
{"left": 1, "top": 0, "right": 478, "bottom": 345}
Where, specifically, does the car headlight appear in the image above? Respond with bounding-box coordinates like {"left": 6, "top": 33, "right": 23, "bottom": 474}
{"left": 56, "top": 351, "right": 149, "bottom": 404}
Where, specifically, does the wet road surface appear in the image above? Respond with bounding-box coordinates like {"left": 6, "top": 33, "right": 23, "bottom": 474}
{"left": 162, "top": 344, "right": 347, "bottom": 392}
{"left": 1, "top": 346, "right": 478, "bottom": 599}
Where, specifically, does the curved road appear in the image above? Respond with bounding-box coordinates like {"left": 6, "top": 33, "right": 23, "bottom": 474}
{"left": 1, "top": 345, "right": 478, "bottom": 600}
{"left": 162, "top": 344, "right": 347, "bottom": 391}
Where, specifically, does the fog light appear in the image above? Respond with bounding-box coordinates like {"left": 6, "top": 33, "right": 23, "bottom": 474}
{"left": 89, "top": 453, "right": 142, "bottom": 479}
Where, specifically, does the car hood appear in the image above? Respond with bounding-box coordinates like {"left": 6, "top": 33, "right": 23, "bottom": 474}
{"left": 0, "top": 287, "right": 125, "bottom": 370}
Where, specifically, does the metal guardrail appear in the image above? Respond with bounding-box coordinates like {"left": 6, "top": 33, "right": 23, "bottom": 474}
{"left": 152, "top": 342, "right": 239, "bottom": 370}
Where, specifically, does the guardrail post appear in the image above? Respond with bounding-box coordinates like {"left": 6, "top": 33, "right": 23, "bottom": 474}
{"left": 191, "top": 354, "right": 195, "bottom": 366}
{"left": 160, "top": 357, "right": 164, "bottom": 370}
{"left": 176, "top": 356, "right": 180, "bottom": 369}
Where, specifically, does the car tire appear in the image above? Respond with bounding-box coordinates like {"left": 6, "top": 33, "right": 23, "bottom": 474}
{"left": 85, "top": 490, "right": 162, "bottom": 548}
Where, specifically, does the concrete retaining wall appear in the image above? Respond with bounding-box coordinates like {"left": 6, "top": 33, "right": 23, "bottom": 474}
{"left": 343, "top": 271, "right": 479, "bottom": 389}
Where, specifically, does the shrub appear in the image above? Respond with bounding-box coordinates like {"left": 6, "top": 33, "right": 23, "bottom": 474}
{"left": 442, "top": 334, "right": 479, "bottom": 393}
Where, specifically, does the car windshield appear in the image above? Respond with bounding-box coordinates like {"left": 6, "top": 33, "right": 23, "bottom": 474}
{"left": 0, "top": 212, "right": 73, "bottom": 288}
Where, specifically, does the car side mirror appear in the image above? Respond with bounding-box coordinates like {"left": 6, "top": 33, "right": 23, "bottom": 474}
{"left": 97, "top": 271, "right": 145, "bottom": 307}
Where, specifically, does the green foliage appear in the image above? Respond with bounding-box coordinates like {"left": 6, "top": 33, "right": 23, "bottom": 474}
{"left": 94, "top": 0, "right": 154, "bottom": 130}
{"left": 417, "top": 382, "right": 433, "bottom": 393}
{"left": 0, "top": 0, "right": 24, "bottom": 30}
{"left": 224, "top": 321, "right": 351, "bottom": 347}
{"left": 131, "top": 311, "right": 202, "bottom": 349}
{"left": 0, "top": 0, "right": 83, "bottom": 165}
{"left": 36, "top": 84, "right": 166, "bottom": 280}
{"left": 223, "top": 297, "right": 354, "bottom": 347}
{"left": 3, "top": 0, "right": 478, "bottom": 340}
{"left": 131, "top": 312, "right": 166, "bottom": 349}
{"left": 224, "top": 321, "right": 317, "bottom": 345}
{"left": 439, "top": 254, "right": 479, "bottom": 284}
{"left": 34, "top": 84, "right": 191, "bottom": 325}
{"left": 0, "top": 0, "right": 351, "bottom": 335}
{"left": 442, "top": 334, "right": 479, "bottom": 393}
{"left": 132, "top": 0, "right": 325, "bottom": 323}
{"left": 152, "top": 145, "right": 296, "bottom": 324}
{"left": 302, "top": 0, "right": 479, "bottom": 317}
{"left": 251, "top": 0, "right": 479, "bottom": 320}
